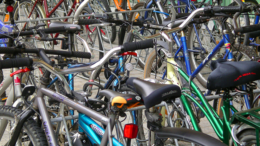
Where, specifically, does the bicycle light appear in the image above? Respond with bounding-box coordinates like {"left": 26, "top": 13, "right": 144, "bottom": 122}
{"left": 125, "top": 63, "right": 134, "bottom": 72}
{"left": 124, "top": 124, "right": 138, "bottom": 139}
{"left": 6, "top": 6, "right": 14, "bottom": 13}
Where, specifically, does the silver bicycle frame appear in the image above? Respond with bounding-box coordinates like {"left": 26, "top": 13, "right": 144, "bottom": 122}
{"left": 32, "top": 87, "right": 113, "bottom": 146}
{"left": 0, "top": 68, "right": 23, "bottom": 140}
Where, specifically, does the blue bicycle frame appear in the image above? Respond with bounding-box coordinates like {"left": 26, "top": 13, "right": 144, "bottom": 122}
{"left": 46, "top": 61, "right": 125, "bottom": 145}
{"left": 78, "top": 112, "right": 123, "bottom": 145}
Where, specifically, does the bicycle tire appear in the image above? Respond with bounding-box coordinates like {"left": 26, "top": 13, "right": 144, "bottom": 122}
{"left": 0, "top": 106, "right": 48, "bottom": 146}
{"left": 237, "top": 129, "right": 260, "bottom": 146}
{"left": 154, "top": 127, "right": 226, "bottom": 146}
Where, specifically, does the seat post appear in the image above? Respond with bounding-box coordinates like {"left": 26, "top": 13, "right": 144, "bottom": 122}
{"left": 222, "top": 89, "right": 231, "bottom": 144}
{"left": 68, "top": 33, "right": 74, "bottom": 53}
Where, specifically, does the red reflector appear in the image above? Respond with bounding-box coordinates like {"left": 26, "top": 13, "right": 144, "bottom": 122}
{"left": 124, "top": 124, "right": 138, "bottom": 139}
{"left": 191, "top": 0, "right": 197, "bottom": 1}
{"left": 7, "top": 6, "right": 14, "bottom": 12}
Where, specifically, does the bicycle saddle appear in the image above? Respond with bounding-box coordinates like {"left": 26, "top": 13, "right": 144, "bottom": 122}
{"left": 207, "top": 59, "right": 260, "bottom": 90}
{"left": 49, "top": 21, "right": 81, "bottom": 33}
{"left": 99, "top": 89, "right": 140, "bottom": 105}
{"left": 126, "top": 77, "right": 181, "bottom": 109}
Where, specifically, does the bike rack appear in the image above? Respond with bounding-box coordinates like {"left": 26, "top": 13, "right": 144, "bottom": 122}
{"left": 231, "top": 107, "right": 260, "bottom": 145}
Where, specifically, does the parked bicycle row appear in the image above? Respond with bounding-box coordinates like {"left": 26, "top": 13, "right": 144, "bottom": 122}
{"left": 0, "top": 0, "right": 260, "bottom": 146}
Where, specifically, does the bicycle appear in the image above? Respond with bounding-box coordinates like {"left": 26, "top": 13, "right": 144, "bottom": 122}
{"left": 0, "top": 39, "right": 226, "bottom": 146}
{"left": 141, "top": 5, "right": 260, "bottom": 145}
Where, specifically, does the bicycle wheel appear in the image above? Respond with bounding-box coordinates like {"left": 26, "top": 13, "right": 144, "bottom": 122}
{"left": 0, "top": 106, "right": 47, "bottom": 146}
{"left": 187, "top": 18, "right": 234, "bottom": 88}
{"left": 154, "top": 127, "right": 226, "bottom": 146}
{"left": 88, "top": 0, "right": 116, "bottom": 43}
{"left": 13, "top": 0, "right": 53, "bottom": 50}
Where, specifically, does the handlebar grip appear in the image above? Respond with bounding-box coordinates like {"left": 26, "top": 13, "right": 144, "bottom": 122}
{"left": 0, "top": 58, "right": 33, "bottom": 69}
{"left": 69, "top": 51, "right": 91, "bottom": 58}
{"left": 234, "top": 24, "right": 260, "bottom": 34}
{"left": 0, "top": 47, "right": 18, "bottom": 54}
{"left": 204, "top": 6, "right": 251, "bottom": 13}
{"left": 78, "top": 19, "right": 101, "bottom": 25}
{"left": 122, "top": 39, "right": 154, "bottom": 52}
{"left": 44, "top": 50, "right": 91, "bottom": 58}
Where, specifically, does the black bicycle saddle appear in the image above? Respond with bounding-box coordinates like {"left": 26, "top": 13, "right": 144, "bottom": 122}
{"left": 207, "top": 59, "right": 260, "bottom": 90}
{"left": 49, "top": 21, "right": 81, "bottom": 33}
{"left": 126, "top": 77, "right": 181, "bottom": 109}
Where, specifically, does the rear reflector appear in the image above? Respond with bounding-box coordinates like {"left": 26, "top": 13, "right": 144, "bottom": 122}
{"left": 124, "top": 124, "right": 138, "bottom": 139}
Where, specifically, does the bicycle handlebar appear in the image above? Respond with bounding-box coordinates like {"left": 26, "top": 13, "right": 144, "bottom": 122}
{"left": 0, "top": 47, "right": 91, "bottom": 59}
{"left": 60, "top": 39, "right": 155, "bottom": 74}
{"left": 0, "top": 27, "right": 67, "bottom": 38}
{"left": 204, "top": 6, "right": 251, "bottom": 13}
{"left": 122, "top": 39, "right": 154, "bottom": 52}
{"left": 234, "top": 23, "right": 260, "bottom": 34}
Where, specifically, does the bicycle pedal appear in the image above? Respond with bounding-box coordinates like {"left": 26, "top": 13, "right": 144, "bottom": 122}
{"left": 0, "top": 96, "right": 7, "bottom": 105}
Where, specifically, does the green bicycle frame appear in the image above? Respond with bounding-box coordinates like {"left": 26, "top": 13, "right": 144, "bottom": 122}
{"left": 166, "top": 57, "right": 236, "bottom": 145}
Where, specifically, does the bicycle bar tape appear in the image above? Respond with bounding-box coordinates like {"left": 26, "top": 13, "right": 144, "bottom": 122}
{"left": 122, "top": 39, "right": 154, "bottom": 52}
{"left": 78, "top": 19, "right": 101, "bottom": 25}
{"left": 234, "top": 24, "right": 260, "bottom": 34}
{"left": 0, "top": 58, "right": 33, "bottom": 69}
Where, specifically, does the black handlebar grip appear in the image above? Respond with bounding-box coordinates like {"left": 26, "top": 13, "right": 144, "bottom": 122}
{"left": 78, "top": 19, "right": 101, "bottom": 25}
{"left": 204, "top": 6, "right": 251, "bottom": 14}
{"left": 0, "top": 47, "right": 18, "bottom": 54}
{"left": 44, "top": 50, "right": 91, "bottom": 58}
{"left": 70, "top": 51, "right": 91, "bottom": 58}
{"left": 213, "top": 6, "right": 241, "bottom": 13}
{"left": 0, "top": 58, "right": 33, "bottom": 69}
{"left": 122, "top": 39, "right": 154, "bottom": 52}
{"left": 234, "top": 24, "right": 260, "bottom": 34}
